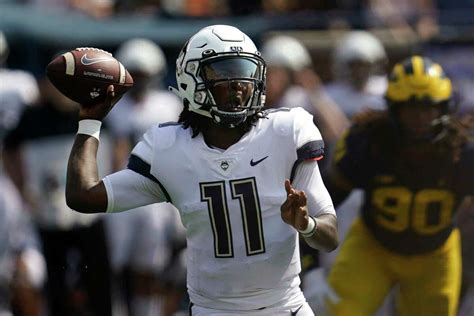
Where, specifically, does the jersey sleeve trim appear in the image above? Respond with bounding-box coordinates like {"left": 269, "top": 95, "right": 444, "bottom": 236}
{"left": 127, "top": 154, "right": 172, "bottom": 203}
{"left": 290, "top": 140, "right": 325, "bottom": 182}
{"left": 297, "top": 140, "right": 324, "bottom": 160}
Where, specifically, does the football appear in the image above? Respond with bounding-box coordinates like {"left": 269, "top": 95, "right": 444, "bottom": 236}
{"left": 46, "top": 47, "right": 134, "bottom": 106}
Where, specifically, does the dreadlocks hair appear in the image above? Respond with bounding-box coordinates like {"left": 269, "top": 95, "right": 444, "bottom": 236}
{"left": 431, "top": 113, "right": 474, "bottom": 162}
{"left": 351, "top": 109, "right": 474, "bottom": 163}
{"left": 178, "top": 101, "right": 267, "bottom": 138}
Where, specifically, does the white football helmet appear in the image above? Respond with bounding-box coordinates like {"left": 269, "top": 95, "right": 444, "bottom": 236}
{"left": 334, "top": 31, "right": 386, "bottom": 65}
{"left": 115, "top": 38, "right": 166, "bottom": 77}
{"left": 333, "top": 31, "right": 386, "bottom": 80}
{"left": 170, "top": 25, "right": 266, "bottom": 127}
{"left": 261, "top": 35, "right": 311, "bottom": 71}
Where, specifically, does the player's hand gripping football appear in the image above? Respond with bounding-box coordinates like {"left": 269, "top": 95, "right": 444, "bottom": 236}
{"left": 79, "top": 85, "right": 120, "bottom": 121}
{"left": 281, "top": 179, "right": 310, "bottom": 232}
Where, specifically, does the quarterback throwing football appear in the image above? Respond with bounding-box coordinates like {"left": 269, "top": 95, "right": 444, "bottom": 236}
{"left": 65, "top": 25, "right": 338, "bottom": 315}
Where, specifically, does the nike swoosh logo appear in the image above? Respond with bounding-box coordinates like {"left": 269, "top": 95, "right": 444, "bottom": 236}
{"left": 80, "top": 54, "right": 114, "bottom": 66}
{"left": 250, "top": 156, "right": 268, "bottom": 166}
{"left": 291, "top": 304, "right": 304, "bottom": 316}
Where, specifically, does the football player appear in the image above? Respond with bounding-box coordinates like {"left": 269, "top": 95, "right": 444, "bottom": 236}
{"left": 105, "top": 38, "right": 186, "bottom": 315}
{"left": 64, "top": 25, "right": 339, "bottom": 315}
{"left": 324, "top": 55, "right": 474, "bottom": 315}
{"left": 0, "top": 67, "right": 46, "bottom": 315}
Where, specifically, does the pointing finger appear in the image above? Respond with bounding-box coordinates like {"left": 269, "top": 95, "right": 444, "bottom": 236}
{"left": 285, "top": 179, "right": 296, "bottom": 196}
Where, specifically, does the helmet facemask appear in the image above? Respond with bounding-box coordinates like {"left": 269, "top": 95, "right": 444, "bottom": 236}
{"left": 391, "top": 101, "right": 446, "bottom": 144}
{"left": 196, "top": 53, "right": 265, "bottom": 127}
{"left": 171, "top": 25, "right": 267, "bottom": 129}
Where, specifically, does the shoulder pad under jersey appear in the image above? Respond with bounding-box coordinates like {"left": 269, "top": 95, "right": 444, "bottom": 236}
{"left": 271, "top": 107, "right": 297, "bottom": 137}
{"left": 154, "top": 122, "right": 181, "bottom": 150}
{"left": 272, "top": 107, "right": 310, "bottom": 137}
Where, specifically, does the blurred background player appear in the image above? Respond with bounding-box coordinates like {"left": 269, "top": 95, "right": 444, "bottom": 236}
{"left": 306, "top": 32, "right": 391, "bottom": 315}
{"left": 325, "top": 30, "right": 388, "bottom": 117}
{"left": 0, "top": 34, "right": 46, "bottom": 315}
{"left": 0, "top": 138, "right": 46, "bottom": 316}
{"left": 261, "top": 34, "right": 349, "bottom": 151}
{"left": 0, "top": 31, "right": 39, "bottom": 111}
{"left": 106, "top": 38, "right": 183, "bottom": 170}
{"left": 324, "top": 55, "right": 474, "bottom": 315}
{"left": 2, "top": 64, "right": 113, "bottom": 316}
{"left": 323, "top": 31, "right": 388, "bottom": 238}
{"left": 104, "top": 38, "right": 187, "bottom": 316}
{"left": 261, "top": 31, "right": 391, "bottom": 314}
{"left": 0, "top": 168, "right": 46, "bottom": 316}
{"left": 260, "top": 35, "right": 349, "bottom": 313}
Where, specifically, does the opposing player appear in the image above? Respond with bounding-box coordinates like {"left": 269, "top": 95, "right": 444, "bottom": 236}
{"left": 64, "top": 24, "right": 338, "bottom": 314}
{"left": 325, "top": 56, "right": 474, "bottom": 315}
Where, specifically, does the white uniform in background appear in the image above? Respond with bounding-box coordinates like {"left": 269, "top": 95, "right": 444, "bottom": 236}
{"left": 320, "top": 79, "right": 385, "bottom": 270}
{"left": 106, "top": 92, "right": 182, "bottom": 142}
{"left": 0, "top": 69, "right": 39, "bottom": 107}
{"left": 104, "top": 82, "right": 184, "bottom": 316}
{"left": 310, "top": 31, "right": 393, "bottom": 316}
{"left": 0, "top": 43, "right": 45, "bottom": 313}
{"left": 324, "top": 80, "right": 385, "bottom": 118}
{"left": 0, "top": 173, "right": 46, "bottom": 315}
{"left": 103, "top": 107, "right": 335, "bottom": 312}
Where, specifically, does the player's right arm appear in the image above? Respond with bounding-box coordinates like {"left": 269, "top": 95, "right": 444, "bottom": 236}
{"left": 66, "top": 133, "right": 108, "bottom": 213}
{"left": 66, "top": 86, "right": 118, "bottom": 213}
{"left": 67, "top": 86, "right": 168, "bottom": 214}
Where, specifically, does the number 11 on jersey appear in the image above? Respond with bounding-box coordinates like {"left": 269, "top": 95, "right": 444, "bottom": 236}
{"left": 200, "top": 177, "right": 266, "bottom": 258}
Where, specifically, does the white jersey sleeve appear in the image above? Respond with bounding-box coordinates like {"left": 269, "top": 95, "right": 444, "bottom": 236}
{"left": 289, "top": 108, "right": 334, "bottom": 217}
{"left": 292, "top": 160, "right": 335, "bottom": 217}
{"left": 274, "top": 107, "right": 324, "bottom": 182}
{"left": 103, "top": 127, "right": 169, "bottom": 213}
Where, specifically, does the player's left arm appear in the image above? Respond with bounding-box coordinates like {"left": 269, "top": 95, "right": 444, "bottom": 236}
{"left": 281, "top": 160, "right": 339, "bottom": 252}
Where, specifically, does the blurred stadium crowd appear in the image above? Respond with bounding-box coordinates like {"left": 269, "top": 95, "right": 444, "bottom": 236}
{"left": 0, "top": 0, "right": 474, "bottom": 315}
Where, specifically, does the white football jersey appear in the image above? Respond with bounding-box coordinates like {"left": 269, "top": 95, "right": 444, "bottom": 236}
{"left": 104, "top": 107, "right": 334, "bottom": 310}
{"left": 324, "top": 81, "right": 385, "bottom": 118}
{"left": 0, "top": 69, "right": 39, "bottom": 106}
{"left": 23, "top": 134, "right": 111, "bottom": 228}
{"left": 0, "top": 173, "right": 44, "bottom": 310}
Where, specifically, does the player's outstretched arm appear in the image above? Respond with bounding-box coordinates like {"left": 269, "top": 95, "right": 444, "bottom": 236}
{"left": 66, "top": 85, "right": 119, "bottom": 213}
{"left": 281, "top": 179, "right": 339, "bottom": 252}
